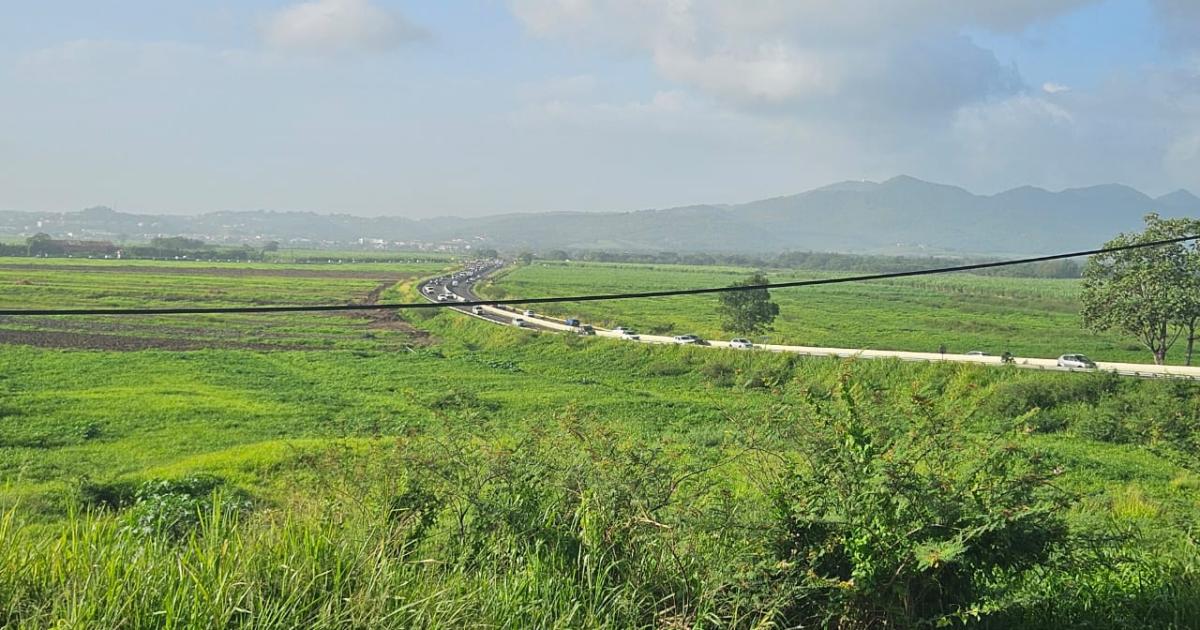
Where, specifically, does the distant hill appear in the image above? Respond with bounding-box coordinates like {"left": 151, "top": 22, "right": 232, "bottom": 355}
{"left": 2, "top": 176, "right": 1196, "bottom": 255}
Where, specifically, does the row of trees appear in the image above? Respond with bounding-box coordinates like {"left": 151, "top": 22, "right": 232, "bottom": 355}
{"left": 530, "top": 248, "right": 1083, "bottom": 278}
{"left": 1082, "top": 214, "right": 1200, "bottom": 365}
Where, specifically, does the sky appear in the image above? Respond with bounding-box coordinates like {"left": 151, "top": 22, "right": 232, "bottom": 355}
{"left": 0, "top": 0, "right": 1198, "bottom": 218}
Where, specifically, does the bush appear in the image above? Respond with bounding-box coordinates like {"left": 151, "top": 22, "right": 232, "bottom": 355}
{"left": 645, "top": 361, "right": 689, "bottom": 377}
{"left": 745, "top": 375, "right": 1070, "bottom": 628}
{"left": 124, "top": 475, "right": 250, "bottom": 538}
{"left": 984, "top": 373, "right": 1120, "bottom": 420}
{"left": 700, "top": 361, "right": 736, "bottom": 387}
{"left": 426, "top": 388, "right": 500, "bottom": 413}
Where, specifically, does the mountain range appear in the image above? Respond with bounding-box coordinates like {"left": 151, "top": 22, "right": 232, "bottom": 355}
{"left": 2, "top": 176, "right": 1197, "bottom": 255}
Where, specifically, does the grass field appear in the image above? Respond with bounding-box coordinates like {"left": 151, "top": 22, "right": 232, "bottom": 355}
{"left": 1, "top": 258, "right": 1199, "bottom": 628}
{"left": 481, "top": 260, "right": 1181, "bottom": 364}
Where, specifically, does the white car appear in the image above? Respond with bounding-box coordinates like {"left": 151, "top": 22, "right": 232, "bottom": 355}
{"left": 511, "top": 318, "right": 528, "bottom": 328}
{"left": 523, "top": 310, "right": 536, "bottom": 318}
{"left": 673, "top": 334, "right": 703, "bottom": 345}
{"left": 436, "top": 294, "right": 448, "bottom": 302}
{"left": 613, "top": 326, "right": 631, "bottom": 334}
{"left": 729, "top": 338, "right": 754, "bottom": 349}
{"left": 965, "top": 350, "right": 989, "bottom": 357}
{"left": 471, "top": 306, "right": 485, "bottom": 315}
{"left": 620, "top": 330, "right": 641, "bottom": 340}
{"left": 1057, "top": 354, "right": 1097, "bottom": 369}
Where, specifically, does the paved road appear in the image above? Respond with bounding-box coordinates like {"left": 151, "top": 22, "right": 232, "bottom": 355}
{"left": 423, "top": 264, "right": 1200, "bottom": 381}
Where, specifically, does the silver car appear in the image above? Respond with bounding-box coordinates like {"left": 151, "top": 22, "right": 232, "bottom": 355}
{"left": 729, "top": 338, "right": 754, "bottom": 349}
{"left": 1057, "top": 354, "right": 1097, "bottom": 369}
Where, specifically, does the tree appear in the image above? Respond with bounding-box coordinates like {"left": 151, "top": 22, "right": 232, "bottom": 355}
{"left": 717, "top": 272, "right": 779, "bottom": 335}
{"left": 517, "top": 251, "right": 534, "bottom": 266}
{"left": 1081, "top": 214, "right": 1200, "bottom": 365}
{"left": 26, "top": 233, "right": 54, "bottom": 256}
{"left": 1181, "top": 240, "right": 1200, "bottom": 366}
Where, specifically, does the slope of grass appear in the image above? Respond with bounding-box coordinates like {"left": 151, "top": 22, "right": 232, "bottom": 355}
{"left": 483, "top": 260, "right": 1174, "bottom": 363}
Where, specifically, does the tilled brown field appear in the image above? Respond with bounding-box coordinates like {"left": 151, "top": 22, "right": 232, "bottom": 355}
{"left": 0, "top": 263, "right": 405, "bottom": 280}
{"left": 0, "top": 328, "right": 309, "bottom": 351}
{"left": 0, "top": 271, "right": 436, "bottom": 351}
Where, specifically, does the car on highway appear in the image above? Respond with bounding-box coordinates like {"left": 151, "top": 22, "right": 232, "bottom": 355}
{"left": 436, "top": 294, "right": 449, "bottom": 302}
{"left": 577, "top": 325, "right": 595, "bottom": 336}
{"left": 673, "top": 334, "right": 705, "bottom": 345}
{"left": 729, "top": 338, "right": 754, "bottom": 349}
{"left": 613, "top": 326, "right": 631, "bottom": 334}
{"left": 620, "top": 330, "right": 640, "bottom": 340}
{"left": 523, "top": 309, "right": 536, "bottom": 318}
{"left": 564, "top": 318, "right": 581, "bottom": 327}
{"left": 1057, "top": 354, "right": 1097, "bottom": 369}
{"left": 511, "top": 318, "right": 528, "bottom": 328}
{"left": 472, "top": 306, "right": 485, "bottom": 315}
{"left": 965, "top": 350, "right": 989, "bottom": 357}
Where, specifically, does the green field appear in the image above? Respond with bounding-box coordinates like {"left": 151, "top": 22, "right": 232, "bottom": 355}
{"left": 2, "top": 259, "right": 1199, "bottom": 628}
{"left": 482, "top": 260, "right": 1180, "bottom": 364}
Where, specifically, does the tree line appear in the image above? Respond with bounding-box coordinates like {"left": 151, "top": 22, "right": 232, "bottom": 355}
{"left": 528, "top": 248, "right": 1083, "bottom": 278}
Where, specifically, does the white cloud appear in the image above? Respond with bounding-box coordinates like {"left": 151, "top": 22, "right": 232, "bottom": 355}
{"left": 505, "top": 0, "right": 1081, "bottom": 117}
{"left": 263, "top": 0, "right": 425, "bottom": 53}
{"left": 1042, "top": 82, "right": 1071, "bottom": 94}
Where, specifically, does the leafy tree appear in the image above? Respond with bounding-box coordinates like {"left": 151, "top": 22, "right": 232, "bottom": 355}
{"left": 1181, "top": 240, "right": 1200, "bottom": 366}
{"left": 1082, "top": 214, "right": 1200, "bottom": 365}
{"left": 517, "top": 251, "right": 534, "bottom": 265}
{"left": 717, "top": 272, "right": 780, "bottom": 335}
{"left": 26, "top": 233, "right": 54, "bottom": 256}
{"left": 262, "top": 240, "right": 280, "bottom": 253}
{"left": 149, "top": 236, "right": 208, "bottom": 251}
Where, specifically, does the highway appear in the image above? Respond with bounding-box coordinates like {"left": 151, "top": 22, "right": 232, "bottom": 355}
{"left": 421, "top": 263, "right": 1200, "bottom": 381}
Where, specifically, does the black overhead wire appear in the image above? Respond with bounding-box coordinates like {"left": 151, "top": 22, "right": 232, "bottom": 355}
{"left": 1, "top": 234, "right": 1196, "bottom": 317}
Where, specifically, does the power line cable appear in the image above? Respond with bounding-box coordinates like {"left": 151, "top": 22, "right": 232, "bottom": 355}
{"left": 1, "top": 234, "right": 1196, "bottom": 317}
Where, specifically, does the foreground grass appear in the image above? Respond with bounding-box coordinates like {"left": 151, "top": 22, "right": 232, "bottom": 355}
{"left": 2, "top": 259, "right": 1200, "bottom": 627}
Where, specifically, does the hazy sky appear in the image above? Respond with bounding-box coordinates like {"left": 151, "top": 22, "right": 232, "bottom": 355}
{"left": 1, "top": 0, "right": 1198, "bottom": 217}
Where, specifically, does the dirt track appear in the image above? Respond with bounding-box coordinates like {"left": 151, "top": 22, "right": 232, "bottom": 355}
{"left": 0, "top": 329, "right": 306, "bottom": 352}
{"left": 0, "top": 263, "right": 404, "bottom": 280}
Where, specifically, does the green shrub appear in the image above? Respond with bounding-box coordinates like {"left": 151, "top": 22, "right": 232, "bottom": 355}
{"left": 700, "top": 361, "right": 736, "bottom": 387}
{"left": 124, "top": 475, "right": 250, "bottom": 538}
{"left": 645, "top": 361, "right": 689, "bottom": 377}
{"left": 747, "top": 375, "right": 1070, "bottom": 628}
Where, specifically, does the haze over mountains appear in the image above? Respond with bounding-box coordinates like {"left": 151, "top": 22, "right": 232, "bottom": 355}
{"left": 2, "top": 176, "right": 1197, "bottom": 256}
